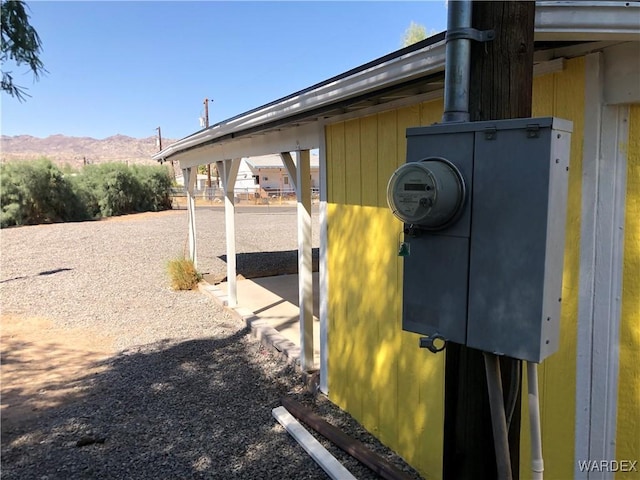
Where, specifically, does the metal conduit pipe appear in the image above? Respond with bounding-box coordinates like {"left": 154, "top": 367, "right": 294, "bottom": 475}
{"left": 483, "top": 352, "right": 514, "bottom": 480}
{"left": 442, "top": 0, "right": 472, "bottom": 123}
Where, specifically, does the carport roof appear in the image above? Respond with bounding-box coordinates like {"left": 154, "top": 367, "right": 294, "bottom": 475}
{"left": 152, "top": 1, "right": 639, "bottom": 166}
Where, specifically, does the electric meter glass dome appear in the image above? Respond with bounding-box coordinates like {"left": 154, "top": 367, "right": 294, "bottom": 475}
{"left": 386, "top": 158, "right": 465, "bottom": 229}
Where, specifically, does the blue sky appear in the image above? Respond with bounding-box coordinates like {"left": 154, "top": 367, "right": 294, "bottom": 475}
{"left": 1, "top": 1, "right": 447, "bottom": 140}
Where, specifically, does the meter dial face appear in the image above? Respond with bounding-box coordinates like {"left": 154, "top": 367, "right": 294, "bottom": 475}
{"left": 387, "top": 164, "right": 437, "bottom": 223}
{"left": 387, "top": 158, "right": 465, "bottom": 229}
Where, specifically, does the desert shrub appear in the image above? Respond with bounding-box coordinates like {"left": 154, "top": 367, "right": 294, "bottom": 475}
{"left": 78, "top": 163, "right": 172, "bottom": 217}
{"left": 131, "top": 165, "right": 173, "bottom": 212}
{"left": 0, "top": 159, "right": 89, "bottom": 227}
{"left": 167, "top": 258, "right": 202, "bottom": 290}
{"left": 0, "top": 163, "right": 27, "bottom": 227}
{"left": 76, "top": 163, "right": 137, "bottom": 217}
{"left": 66, "top": 173, "right": 101, "bottom": 219}
{"left": 99, "top": 167, "right": 139, "bottom": 217}
{"left": 0, "top": 160, "right": 173, "bottom": 227}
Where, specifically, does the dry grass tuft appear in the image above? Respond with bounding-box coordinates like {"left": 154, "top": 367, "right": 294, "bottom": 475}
{"left": 167, "top": 258, "right": 202, "bottom": 290}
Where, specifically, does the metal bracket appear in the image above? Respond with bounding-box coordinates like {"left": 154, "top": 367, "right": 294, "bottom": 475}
{"left": 403, "top": 225, "right": 422, "bottom": 237}
{"left": 419, "top": 335, "right": 447, "bottom": 354}
{"left": 526, "top": 124, "right": 540, "bottom": 138}
{"left": 484, "top": 127, "right": 497, "bottom": 140}
{"left": 446, "top": 27, "right": 495, "bottom": 43}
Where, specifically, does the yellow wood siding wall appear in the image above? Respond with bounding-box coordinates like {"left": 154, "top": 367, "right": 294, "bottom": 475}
{"left": 326, "top": 58, "right": 586, "bottom": 479}
{"left": 327, "top": 100, "right": 446, "bottom": 477}
{"left": 616, "top": 104, "right": 640, "bottom": 478}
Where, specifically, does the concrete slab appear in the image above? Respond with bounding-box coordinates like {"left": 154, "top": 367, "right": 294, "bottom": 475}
{"left": 199, "top": 272, "right": 320, "bottom": 369}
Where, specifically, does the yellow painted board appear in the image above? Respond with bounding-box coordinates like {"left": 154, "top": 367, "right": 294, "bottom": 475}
{"left": 359, "top": 206, "right": 396, "bottom": 437}
{"left": 396, "top": 104, "right": 420, "bottom": 168}
{"left": 330, "top": 122, "right": 346, "bottom": 206}
{"left": 420, "top": 98, "right": 444, "bottom": 126}
{"left": 344, "top": 118, "right": 362, "bottom": 207}
{"left": 532, "top": 74, "right": 554, "bottom": 118}
{"left": 416, "top": 352, "right": 445, "bottom": 478}
{"left": 345, "top": 206, "right": 364, "bottom": 423}
{"left": 376, "top": 110, "right": 398, "bottom": 209}
{"left": 376, "top": 109, "right": 401, "bottom": 448}
{"left": 360, "top": 115, "right": 379, "bottom": 208}
{"left": 396, "top": 330, "right": 422, "bottom": 465}
{"left": 327, "top": 205, "right": 404, "bottom": 440}
{"left": 325, "top": 125, "right": 333, "bottom": 201}
{"left": 327, "top": 202, "right": 349, "bottom": 410}
{"left": 616, "top": 104, "right": 640, "bottom": 479}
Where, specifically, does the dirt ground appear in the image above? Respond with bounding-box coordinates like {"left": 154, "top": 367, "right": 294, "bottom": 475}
{"left": 0, "top": 314, "right": 115, "bottom": 434}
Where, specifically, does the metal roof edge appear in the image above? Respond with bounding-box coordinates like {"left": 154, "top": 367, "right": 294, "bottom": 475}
{"left": 154, "top": 36, "right": 447, "bottom": 161}
{"left": 154, "top": 1, "right": 639, "bottom": 162}
{"left": 213, "top": 32, "right": 447, "bottom": 130}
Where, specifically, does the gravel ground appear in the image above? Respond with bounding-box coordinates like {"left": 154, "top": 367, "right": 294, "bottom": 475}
{"left": 0, "top": 206, "right": 423, "bottom": 480}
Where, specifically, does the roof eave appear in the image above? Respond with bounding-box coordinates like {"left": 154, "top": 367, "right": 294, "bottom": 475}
{"left": 153, "top": 36, "right": 447, "bottom": 162}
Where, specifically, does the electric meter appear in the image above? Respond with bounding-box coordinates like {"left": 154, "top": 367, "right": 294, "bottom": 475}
{"left": 386, "top": 158, "right": 466, "bottom": 229}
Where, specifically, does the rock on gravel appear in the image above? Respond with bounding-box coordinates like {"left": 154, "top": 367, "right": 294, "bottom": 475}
{"left": 0, "top": 208, "right": 423, "bottom": 480}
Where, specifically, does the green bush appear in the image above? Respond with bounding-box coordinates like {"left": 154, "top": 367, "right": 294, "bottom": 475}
{"left": 167, "top": 258, "right": 202, "bottom": 290}
{"left": 0, "top": 159, "right": 89, "bottom": 228}
{"left": 0, "top": 160, "right": 173, "bottom": 228}
{"left": 77, "top": 163, "right": 172, "bottom": 217}
{"left": 131, "top": 165, "right": 173, "bottom": 212}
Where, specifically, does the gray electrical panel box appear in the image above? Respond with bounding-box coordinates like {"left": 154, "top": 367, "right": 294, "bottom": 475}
{"left": 390, "top": 117, "right": 572, "bottom": 362}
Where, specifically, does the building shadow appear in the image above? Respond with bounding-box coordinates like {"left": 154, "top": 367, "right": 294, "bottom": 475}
{"left": 215, "top": 249, "right": 319, "bottom": 282}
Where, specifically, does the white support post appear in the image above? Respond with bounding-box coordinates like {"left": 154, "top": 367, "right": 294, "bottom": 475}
{"left": 184, "top": 167, "right": 197, "bottom": 267}
{"left": 318, "top": 126, "right": 329, "bottom": 394}
{"left": 295, "top": 150, "right": 314, "bottom": 371}
{"left": 219, "top": 159, "right": 241, "bottom": 307}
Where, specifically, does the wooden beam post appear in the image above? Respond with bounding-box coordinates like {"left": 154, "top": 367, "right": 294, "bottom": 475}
{"left": 443, "top": 2, "right": 535, "bottom": 479}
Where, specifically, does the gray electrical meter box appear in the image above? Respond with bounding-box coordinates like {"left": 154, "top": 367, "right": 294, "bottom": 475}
{"left": 389, "top": 117, "right": 572, "bottom": 363}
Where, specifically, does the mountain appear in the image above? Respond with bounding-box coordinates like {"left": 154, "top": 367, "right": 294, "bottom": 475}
{"left": 0, "top": 134, "right": 177, "bottom": 169}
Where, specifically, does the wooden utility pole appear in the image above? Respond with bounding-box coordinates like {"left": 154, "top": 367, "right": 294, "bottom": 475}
{"left": 204, "top": 97, "right": 210, "bottom": 128}
{"left": 443, "top": 2, "right": 535, "bottom": 479}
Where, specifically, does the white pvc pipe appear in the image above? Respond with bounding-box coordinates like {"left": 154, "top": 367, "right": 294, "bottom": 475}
{"left": 527, "top": 362, "right": 544, "bottom": 480}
